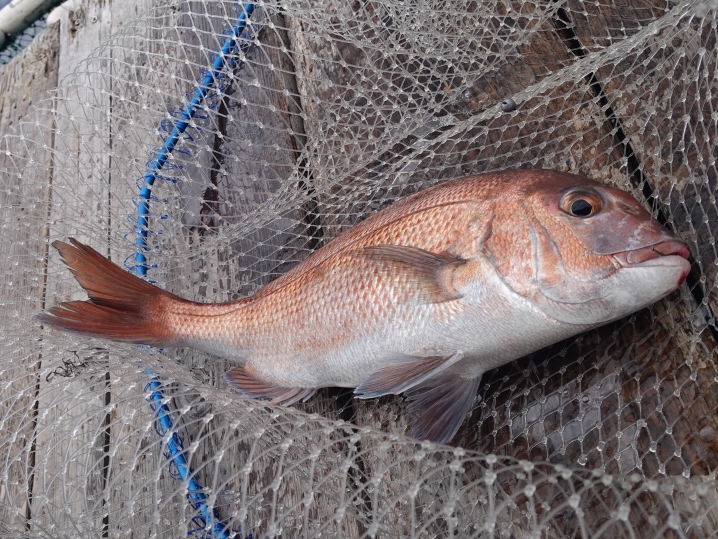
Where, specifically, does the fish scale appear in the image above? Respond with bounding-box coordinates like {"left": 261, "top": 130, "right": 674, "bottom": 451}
{"left": 37, "top": 169, "right": 691, "bottom": 443}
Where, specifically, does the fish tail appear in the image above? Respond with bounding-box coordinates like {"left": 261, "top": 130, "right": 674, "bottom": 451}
{"left": 36, "top": 238, "right": 182, "bottom": 347}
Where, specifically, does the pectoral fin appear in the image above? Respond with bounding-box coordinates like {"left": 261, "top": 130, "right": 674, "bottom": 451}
{"left": 354, "top": 353, "right": 461, "bottom": 398}
{"left": 405, "top": 372, "right": 481, "bottom": 444}
{"left": 224, "top": 366, "right": 315, "bottom": 406}
{"left": 353, "top": 244, "right": 467, "bottom": 303}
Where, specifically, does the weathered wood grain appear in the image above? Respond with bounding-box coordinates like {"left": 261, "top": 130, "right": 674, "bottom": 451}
{"left": 0, "top": 20, "right": 60, "bottom": 533}
{"left": 280, "top": 3, "right": 640, "bottom": 531}
{"left": 145, "top": 4, "right": 362, "bottom": 536}
{"left": 103, "top": 1, "right": 202, "bottom": 535}
{"left": 284, "top": 1, "right": 628, "bottom": 243}
{"left": 520, "top": 1, "right": 718, "bottom": 481}
{"left": 565, "top": 0, "right": 669, "bottom": 53}
{"left": 30, "top": 0, "right": 114, "bottom": 534}
{"left": 0, "top": 0, "right": 716, "bottom": 535}
{"left": 556, "top": 2, "right": 718, "bottom": 328}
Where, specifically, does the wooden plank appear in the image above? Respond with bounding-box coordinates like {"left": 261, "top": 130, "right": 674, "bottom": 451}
{"left": 106, "top": 1, "right": 224, "bottom": 533}
{"left": 519, "top": 3, "right": 718, "bottom": 481}
{"left": 102, "top": 0, "right": 194, "bottom": 535}
{"left": 98, "top": 0, "right": 222, "bottom": 534}
{"left": 284, "top": 0, "right": 628, "bottom": 242}
{"left": 0, "top": 21, "right": 60, "bottom": 532}
{"left": 91, "top": 3, "right": 366, "bottom": 534}
{"left": 144, "top": 4, "right": 361, "bottom": 535}
{"left": 592, "top": 10, "right": 718, "bottom": 321}
{"left": 565, "top": 0, "right": 669, "bottom": 53}
{"left": 30, "top": 0, "right": 114, "bottom": 534}
{"left": 99, "top": 1, "right": 313, "bottom": 535}
{"left": 4, "top": 0, "right": 710, "bottom": 535}
{"left": 280, "top": 3, "right": 634, "bottom": 531}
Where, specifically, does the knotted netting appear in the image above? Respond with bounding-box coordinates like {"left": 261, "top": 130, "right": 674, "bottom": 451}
{"left": 1, "top": 0, "right": 718, "bottom": 537}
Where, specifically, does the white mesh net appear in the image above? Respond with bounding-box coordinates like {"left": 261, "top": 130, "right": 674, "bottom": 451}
{"left": 1, "top": 0, "right": 718, "bottom": 537}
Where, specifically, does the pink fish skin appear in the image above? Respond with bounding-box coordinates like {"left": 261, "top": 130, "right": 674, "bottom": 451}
{"left": 37, "top": 169, "right": 690, "bottom": 443}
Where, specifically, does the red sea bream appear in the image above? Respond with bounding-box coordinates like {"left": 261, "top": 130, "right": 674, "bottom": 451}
{"left": 37, "top": 170, "right": 691, "bottom": 443}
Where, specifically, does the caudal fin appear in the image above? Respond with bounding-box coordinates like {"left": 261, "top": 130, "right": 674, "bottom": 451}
{"left": 36, "top": 238, "right": 181, "bottom": 346}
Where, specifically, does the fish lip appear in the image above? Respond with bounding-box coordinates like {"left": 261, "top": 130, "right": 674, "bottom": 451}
{"left": 612, "top": 240, "right": 692, "bottom": 287}
{"left": 612, "top": 240, "right": 690, "bottom": 267}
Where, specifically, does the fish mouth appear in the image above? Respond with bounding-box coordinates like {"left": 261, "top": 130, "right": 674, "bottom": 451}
{"left": 613, "top": 240, "right": 690, "bottom": 266}
{"left": 613, "top": 240, "right": 691, "bottom": 283}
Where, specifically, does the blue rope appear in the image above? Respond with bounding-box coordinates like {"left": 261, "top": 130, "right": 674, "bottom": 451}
{"left": 134, "top": 4, "right": 256, "bottom": 538}
{"left": 136, "top": 2, "right": 255, "bottom": 270}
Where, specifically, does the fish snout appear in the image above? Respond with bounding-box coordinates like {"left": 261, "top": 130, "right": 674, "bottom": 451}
{"left": 613, "top": 239, "right": 691, "bottom": 286}
{"left": 617, "top": 239, "right": 689, "bottom": 265}
{"left": 651, "top": 240, "right": 690, "bottom": 259}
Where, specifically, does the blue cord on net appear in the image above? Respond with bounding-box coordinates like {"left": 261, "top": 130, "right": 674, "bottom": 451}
{"left": 132, "top": 3, "right": 255, "bottom": 538}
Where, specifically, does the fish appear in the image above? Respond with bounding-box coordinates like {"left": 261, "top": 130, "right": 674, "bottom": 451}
{"left": 37, "top": 169, "right": 691, "bottom": 444}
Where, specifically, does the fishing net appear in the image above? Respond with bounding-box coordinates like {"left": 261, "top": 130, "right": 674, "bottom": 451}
{"left": 1, "top": 0, "right": 718, "bottom": 536}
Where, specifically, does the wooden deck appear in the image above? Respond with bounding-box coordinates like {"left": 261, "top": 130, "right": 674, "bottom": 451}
{"left": 0, "top": 0, "right": 717, "bottom": 536}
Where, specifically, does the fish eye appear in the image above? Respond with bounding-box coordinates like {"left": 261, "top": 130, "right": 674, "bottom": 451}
{"left": 571, "top": 199, "right": 593, "bottom": 216}
{"left": 559, "top": 190, "right": 602, "bottom": 218}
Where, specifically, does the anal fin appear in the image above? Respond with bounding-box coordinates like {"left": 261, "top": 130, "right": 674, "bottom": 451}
{"left": 224, "top": 366, "right": 315, "bottom": 406}
{"left": 405, "top": 372, "right": 481, "bottom": 444}
{"left": 354, "top": 353, "right": 460, "bottom": 398}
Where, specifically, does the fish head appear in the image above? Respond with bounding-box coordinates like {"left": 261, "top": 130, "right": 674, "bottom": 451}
{"left": 482, "top": 171, "right": 691, "bottom": 325}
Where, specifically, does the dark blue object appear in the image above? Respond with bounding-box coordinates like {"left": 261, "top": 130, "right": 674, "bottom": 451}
{"left": 500, "top": 97, "right": 516, "bottom": 112}
{"left": 135, "top": 3, "right": 256, "bottom": 538}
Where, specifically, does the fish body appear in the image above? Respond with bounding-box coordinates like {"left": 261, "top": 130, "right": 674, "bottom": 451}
{"left": 38, "top": 169, "right": 691, "bottom": 443}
